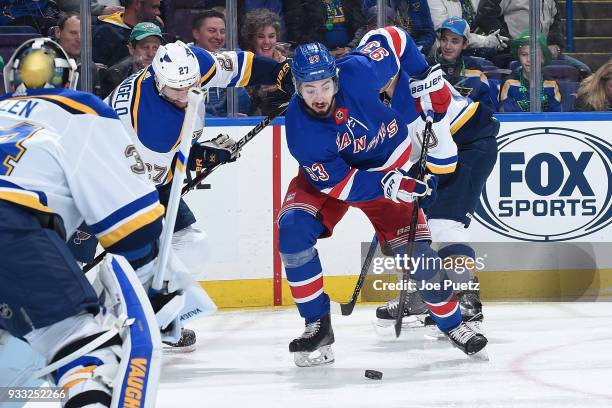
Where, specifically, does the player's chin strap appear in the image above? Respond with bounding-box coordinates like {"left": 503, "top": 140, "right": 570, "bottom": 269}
{"left": 33, "top": 315, "right": 130, "bottom": 379}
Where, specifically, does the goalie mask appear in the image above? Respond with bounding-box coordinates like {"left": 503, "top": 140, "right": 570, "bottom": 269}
{"left": 152, "top": 41, "right": 200, "bottom": 107}
{"left": 3, "top": 37, "right": 78, "bottom": 93}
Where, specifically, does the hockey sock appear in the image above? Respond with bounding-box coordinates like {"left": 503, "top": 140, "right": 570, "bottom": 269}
{"left": 278, "top": 210, "right": 329, "bottom": 324}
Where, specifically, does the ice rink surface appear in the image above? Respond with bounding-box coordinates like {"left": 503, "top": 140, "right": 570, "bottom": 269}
{"left": 12, "top": 302, "right": 612, "bottom": 408}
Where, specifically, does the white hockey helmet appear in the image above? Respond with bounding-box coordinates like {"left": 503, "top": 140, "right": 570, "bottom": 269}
{"left": 151, "top": 40, "right": 200, "bottom": 94}
{"left": 3, "top": 37, "right": 78, "bottom": 93}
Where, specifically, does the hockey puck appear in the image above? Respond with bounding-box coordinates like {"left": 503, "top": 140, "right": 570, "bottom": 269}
{"left": 364, "top": 369, "right": 383, "bottom": 380}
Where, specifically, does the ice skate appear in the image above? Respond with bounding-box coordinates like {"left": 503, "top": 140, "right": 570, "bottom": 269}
{"left": 163, "top": 328, "right": 197, "bottom": 353}
{"left": 375, "top": 291, "right": 429, "bottom": 329}
{"left": 457, "top": 277, "right": 484, "bottom": 333}
{"left": 289, "top": 314, "right": 335, "bottom": 367}
{"left": 446, "top": 321, "right": 488, "bottom": 357}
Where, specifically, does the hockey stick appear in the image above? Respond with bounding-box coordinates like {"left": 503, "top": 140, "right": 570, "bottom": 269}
{"left": 82, "top": 102, "right": 289, "bottom": 273}
{"left": 181, "top": 102, "right": 289, "bottom": 196}
{"left": 151, "top": 88, "right": 206, "bottom": 290}
{"left": 330, "top": 234, "right": 378, "bottom": 316}
{"left": 394, "top": 113, "right": 434, "bottom": 338}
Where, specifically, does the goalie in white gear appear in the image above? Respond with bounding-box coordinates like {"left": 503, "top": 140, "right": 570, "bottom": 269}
{"left": 0, "top": 38, "right": 165, "bottom": 407}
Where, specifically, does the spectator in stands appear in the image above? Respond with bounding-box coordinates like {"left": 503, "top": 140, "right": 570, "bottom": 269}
{"left": 0, "top": 0, "right": 59, "bottom": 34}
{"left": 427, "top": 0, "right": 509, "bottom": 58}
{"left": 499, "top": 31, "right": 561, "bottom": 112}
{"left": 92, "top": 0, "right": 162, "bottom": 67}
{"left": 53, "top": 12, "right": 106, "bottom": 97}
{"left": 192, "top": 9, "right": 226, "bottom": 52}
{"left": 56, "top": 0, "right": 123, "bottom": 16}
{"left": 100, "top": 21, "right": 163, "bottom": 98}
{"left": 575, "top": 60, "right": 612, "bottom": 112}
{"left": 241, "top": 8, "right": 291, "bottom": 116}
{"left": 285, "top": 0, "right": 364, "bottom": 59}
{"left": 239, "top": 0, "right": 285, "bottom": 41}
{"left": 475, "top": 0, "right": 590, "bottom": 76}
{"left": 429, "top": 17, "right": 496, "bottom": 109}
{"left": 361, "top": 0, "right": 435, "bottom": 55}
{"left": 192, "top": 9, "right": 251, "bottom": 117}
{"left": 54, "top": 11, "right": 80, "bottom": 60}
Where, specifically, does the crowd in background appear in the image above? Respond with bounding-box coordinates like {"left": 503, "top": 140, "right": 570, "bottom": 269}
{"left": 0, "top": 0, "right": 610, "bottom": 113}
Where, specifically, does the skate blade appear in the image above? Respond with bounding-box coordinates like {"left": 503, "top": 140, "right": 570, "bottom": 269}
{"left": 293, "top": 345, "right": 335, "bottom": 367}
{"left": 469, "top": 348, "right": 490, "bottom": 361}
{"left": 162, "top": 343, "right": 196, "bottom": 354}
{"left": 423, "top": 326, "right": 446, "bottom": 341}
{"left": 372, "top": 317, "right": 427, "bottom": 341}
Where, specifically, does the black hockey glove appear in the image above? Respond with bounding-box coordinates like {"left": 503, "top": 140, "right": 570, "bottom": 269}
{"left": 275, "top": 59, "right": 294, "bottom": 95}
{"left": 188, "top": 134, "right": 239, "bottom": 171}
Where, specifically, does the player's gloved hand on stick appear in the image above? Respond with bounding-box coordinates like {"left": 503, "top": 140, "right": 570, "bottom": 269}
{"left": 188, "top": 134, "right": 239, "bottom": 171}
{"left": 382, "top": 169, "right": 437, "bottom": 204}
{"left": 409, "top": 64, "right": 451, "bottom": 121}
{"left": 275, "top": 59, "right": 295, "bottom": 95}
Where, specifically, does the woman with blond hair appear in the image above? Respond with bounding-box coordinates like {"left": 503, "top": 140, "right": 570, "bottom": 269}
{"left": 241, "top": 8, "right": 291, "bottom": 115}
{"left": 575, "top": 60, "right": 612, "bottom": 112}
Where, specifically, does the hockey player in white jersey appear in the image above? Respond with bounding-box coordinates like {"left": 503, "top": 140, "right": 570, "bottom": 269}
{"left": 0, "top": 38, "right": 168, "bottom": 407}
{"left": 101, "top": 40, "right": 294, "bottom": 350}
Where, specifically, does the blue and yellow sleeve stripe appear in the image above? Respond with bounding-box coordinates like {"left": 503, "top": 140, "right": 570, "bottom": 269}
{"left": 228, "top": 51, "right": 254, "bottom": 87}
{"left": 89, "top": 190, "right": 164, "bottom": 249}
{"left": 450, "top": 101, "right": 479, "bottom": 135}
{"left": 426, "top": 155, "right": 458, "bottom": 174}
{"left": 0, "top": 178, "right": 53, "bottom": 213}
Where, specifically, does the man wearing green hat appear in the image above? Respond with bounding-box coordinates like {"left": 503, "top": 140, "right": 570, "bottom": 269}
{"left": 499, "top": 31, "right": 561, "bottom": 112}
{"left": 100, "top": 22, "right": 164, "bottom": 97}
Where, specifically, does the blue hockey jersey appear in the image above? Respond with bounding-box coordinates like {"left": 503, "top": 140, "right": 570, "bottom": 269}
{"left": 286, "top": 27, "right": 443, "bottom": 203}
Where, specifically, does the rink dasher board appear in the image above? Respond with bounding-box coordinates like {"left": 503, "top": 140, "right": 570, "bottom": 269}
{"left": 184, "top": 113, "right": 612, "bottom": 305}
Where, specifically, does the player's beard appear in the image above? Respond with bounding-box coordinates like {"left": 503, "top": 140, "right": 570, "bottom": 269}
{"left": 305, "top": 98, "right": 336, "bottom": 119}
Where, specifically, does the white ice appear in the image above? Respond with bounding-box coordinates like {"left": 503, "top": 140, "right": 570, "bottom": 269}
{"left": 15, "top": 302, "right": 612, "bottom": 408}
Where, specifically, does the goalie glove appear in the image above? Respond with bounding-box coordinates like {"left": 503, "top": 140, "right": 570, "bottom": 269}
{"left": 382, "top": 169, "right": 438, "bottom": 206}
{"left": 409, "top": 64, "right": 452, "bottom": 121}
{"left": 188, "top": 133, "right": 239, "bottom": 171}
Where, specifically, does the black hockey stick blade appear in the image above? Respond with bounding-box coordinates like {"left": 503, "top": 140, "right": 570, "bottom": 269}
{"left": 336, "top": 234, "right": 378, "bottom": 316}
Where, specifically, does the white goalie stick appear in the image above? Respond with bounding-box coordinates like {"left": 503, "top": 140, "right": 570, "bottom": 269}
{"left": 152, "top": 88, "right": 206, "bottom": 290}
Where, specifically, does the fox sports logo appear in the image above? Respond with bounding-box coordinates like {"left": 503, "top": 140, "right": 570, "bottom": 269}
{"left": 475, "top": 127, "right": 612, "bottom": 241}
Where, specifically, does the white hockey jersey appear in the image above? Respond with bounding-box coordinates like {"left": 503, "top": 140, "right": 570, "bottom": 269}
{"left": 0, "top": 88, "right": 164, "bottom": 250}
{"left": 106, "top": 45, "right": 268, "bottom": 186}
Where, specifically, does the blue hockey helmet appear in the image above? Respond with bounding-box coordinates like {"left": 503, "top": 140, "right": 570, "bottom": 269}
{"left": 291, "top": 42, "right": 338, "bottom": 94}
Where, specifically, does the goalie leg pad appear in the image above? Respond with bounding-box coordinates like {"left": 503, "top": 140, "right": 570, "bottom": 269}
{"left": 98, "top": 255, "right": 162, "bottom": 408}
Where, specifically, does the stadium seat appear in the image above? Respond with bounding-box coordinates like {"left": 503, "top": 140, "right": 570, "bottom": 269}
{"left": 557, "top": 81, "right": 580, "bottom": 112}
{"left": 543, "top": 65, "right": 581, "bottom": 82}
{"left": 165, "top": 0, "right": 209, "bottom": 42}
{"left": 0, "top": 33, "right": 42, "bottom": 67}
{"left": 0, "top": 26, "right": 39, "bottom": 34}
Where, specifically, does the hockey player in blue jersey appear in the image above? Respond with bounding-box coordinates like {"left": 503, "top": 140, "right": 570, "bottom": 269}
{"left": 0, "top": 38, "right": 167, "bottom": 407}
{"left": 279, "top": 27, "right": 488, "bottom": 367}
{"left": 375, "top": 66, "right": 499, "bottom": 330}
